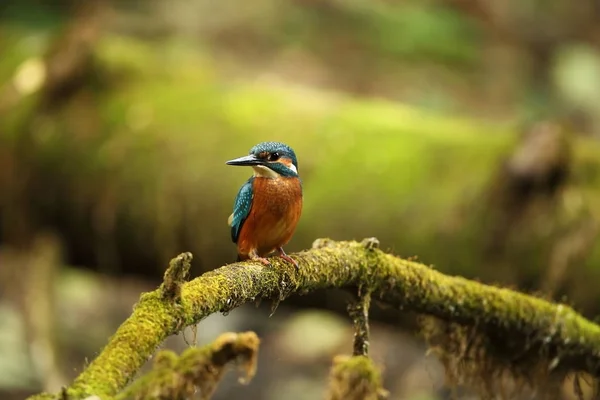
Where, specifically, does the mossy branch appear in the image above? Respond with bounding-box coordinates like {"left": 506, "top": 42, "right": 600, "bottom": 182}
{"left": 29, "top": 239, "right": 600, "bottom": 399}
{"left": 115, "top": 331, "right": 259, "bottom": 400}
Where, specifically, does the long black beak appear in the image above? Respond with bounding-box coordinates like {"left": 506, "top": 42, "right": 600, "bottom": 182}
{"left": 225, "top": 154, "right": 264, "bottom": 166}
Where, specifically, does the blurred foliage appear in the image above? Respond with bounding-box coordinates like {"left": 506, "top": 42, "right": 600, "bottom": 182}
{"left": 2, "top": 26, "right": 600, "bottom": 302}
{"left": 0, "top": 28, "right": 510, "bottom": 267}
{"left": 1, "top": 1, "right": 600, "bottom": 291}
{"left": 275, "top": 1, "right": 480, "bottom": 63}
{"left": 2, "top": 1, "right": 600, "bottom": 397}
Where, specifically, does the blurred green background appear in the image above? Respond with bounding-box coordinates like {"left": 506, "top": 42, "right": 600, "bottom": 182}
{"left": 1, "top": 0, "right": 600, "bottom": 399}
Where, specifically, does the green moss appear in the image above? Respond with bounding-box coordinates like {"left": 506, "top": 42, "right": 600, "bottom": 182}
{"left": 420, "top": 316, "right": 600, "bottom": 398}
{"left": 326, "top": 355, "right": 387, "bottom": 400}
{"left": 63, "top": 290, "right": 182, "bottom": 399}
{"left": 160, "top": 252, "right": 193, "bottom": 302}
{"left": 115, "top": 331, "right": 259, "bottom": 400}
{"left": 26, "top": 394, "right": 58, "bottom": 400}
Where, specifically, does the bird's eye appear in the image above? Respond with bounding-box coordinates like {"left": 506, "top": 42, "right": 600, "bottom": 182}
{"left": 268, "top": 152, "right": 280, "bottom": 161}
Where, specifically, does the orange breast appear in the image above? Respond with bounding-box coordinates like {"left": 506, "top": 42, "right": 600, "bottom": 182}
{"left": 237, "top": 177, "right": 302, "bottom": 257}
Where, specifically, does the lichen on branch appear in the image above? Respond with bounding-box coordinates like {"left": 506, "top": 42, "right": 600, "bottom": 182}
{"left": 29, "top": 239, "right": 600, "bottom": 399}
{"left": 115, "top": 331, "right": 259, "bottom": 400}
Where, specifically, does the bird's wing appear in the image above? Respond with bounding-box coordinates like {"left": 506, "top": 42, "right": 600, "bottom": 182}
{"left": 229, "top": 177, "right": 254, "bottom": 244}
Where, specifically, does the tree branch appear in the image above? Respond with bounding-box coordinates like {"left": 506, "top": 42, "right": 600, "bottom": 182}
{"left": 114, "top": 331, "right": 259, "bottom": 400}
{"left": 29, "top": 239, "right": 600, "bottom": 399}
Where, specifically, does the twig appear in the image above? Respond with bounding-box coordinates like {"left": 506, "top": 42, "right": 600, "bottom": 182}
{"left": 348, "top": 290, "right": 371, "bottom": 357}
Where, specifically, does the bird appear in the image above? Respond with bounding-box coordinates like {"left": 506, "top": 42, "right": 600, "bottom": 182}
{"left": 226, "top": 141, "right": 303, "bottom": 267}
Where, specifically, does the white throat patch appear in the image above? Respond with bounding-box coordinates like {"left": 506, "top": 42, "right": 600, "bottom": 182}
{"left": 252, "top": 165, "right": 279, "bottom": 178}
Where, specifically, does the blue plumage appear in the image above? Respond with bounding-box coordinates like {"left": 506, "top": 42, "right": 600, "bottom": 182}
{"left": 230, "top": 177, "right": 254, "bottom": 243}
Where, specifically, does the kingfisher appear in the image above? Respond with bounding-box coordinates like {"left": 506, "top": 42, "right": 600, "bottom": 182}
{"left": 226, "top": 142, "right": 303, "bottom": 267}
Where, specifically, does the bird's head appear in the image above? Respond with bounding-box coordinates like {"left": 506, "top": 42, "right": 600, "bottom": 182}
{"left": 226, "top": 142, "right": 299, "bottom": 178}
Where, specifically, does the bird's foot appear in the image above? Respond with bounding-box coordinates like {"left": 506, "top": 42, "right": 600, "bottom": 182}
{"left": 250, "top": 255, "right": 271, "bottom": 266}
{"left": 278, "top": 247, "right": 299, "bottom": 269}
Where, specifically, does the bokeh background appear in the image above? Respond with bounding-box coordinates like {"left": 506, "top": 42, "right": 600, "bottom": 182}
{"left": 1, "top": 0, "right": 600, "bottom": 399}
